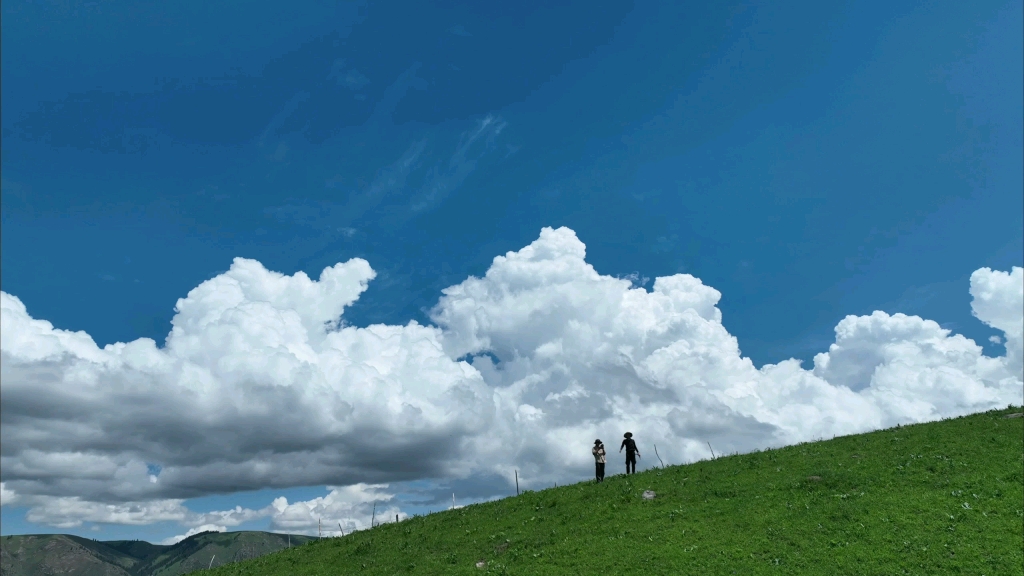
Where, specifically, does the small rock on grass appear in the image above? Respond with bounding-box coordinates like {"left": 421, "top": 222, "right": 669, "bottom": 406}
{"left": 476, "top": 560, "right": 486, "bottom": 569}
{"left": 1003, "top": 412, "right": 1023, "bottom": 419}
{"left": 807, "top": 476, "right": 822, "bottom": 482}
{"left": 642, "top": 490, "right": 656, "bottom": 500}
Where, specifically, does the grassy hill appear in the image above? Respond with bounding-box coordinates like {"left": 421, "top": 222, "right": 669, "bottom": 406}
{"left": 197, "top": 406, "right": 1023, "bottom": 575}
{"left": 0, "top": 530, "right": 315, "bottom": 576}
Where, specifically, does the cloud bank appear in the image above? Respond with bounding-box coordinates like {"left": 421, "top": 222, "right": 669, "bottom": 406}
{"left": 150, "top": 483, "right": 401, "bottom": 543}
{"left": 2, "top": 227, "right": 1021, "bottom": 529}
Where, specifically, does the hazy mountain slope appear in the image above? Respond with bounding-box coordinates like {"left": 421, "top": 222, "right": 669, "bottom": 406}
{"left": 145, "top": 532, "right": 314, "bottom": 576}
{"left": 0, "top": 534, "right": 136, "bottom": 576}
{"left": 0, "top": 531, "right": 315, "bottom": 576}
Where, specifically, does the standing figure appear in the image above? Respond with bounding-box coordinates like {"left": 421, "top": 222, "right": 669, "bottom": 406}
{"left": 620, "top": 432, "right": 640, "bottom": 474}
{"left": 592, "top": 439, "right": 606, "bottom": 483}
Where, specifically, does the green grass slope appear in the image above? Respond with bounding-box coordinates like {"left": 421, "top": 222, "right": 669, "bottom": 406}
{"left": 0, "top": 531, "right": 315, "bottom": 576}
{"left": 201, "top": 406, "right": 1023, "bottom": 576}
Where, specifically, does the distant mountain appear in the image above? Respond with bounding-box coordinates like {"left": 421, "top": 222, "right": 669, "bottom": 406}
{"left": 0, "top": 530, "right": 316, "bottom": 576}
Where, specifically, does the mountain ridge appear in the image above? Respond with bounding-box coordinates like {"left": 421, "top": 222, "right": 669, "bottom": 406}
{"left": 0, "top": 530, "right": 316, "bottom": 576}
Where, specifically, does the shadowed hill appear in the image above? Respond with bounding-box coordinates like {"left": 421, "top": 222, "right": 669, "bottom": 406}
{"left": 200, "top": 406, "right": 1022, "bottom": 575}
{"left": 102, "top": 539, "right": 165, "bottom": 562}
{"left": 0, "top": 531, "right": 315, "bottom": 576}
{"left": 1, "top": 533, "right": 140, "bottom": 575}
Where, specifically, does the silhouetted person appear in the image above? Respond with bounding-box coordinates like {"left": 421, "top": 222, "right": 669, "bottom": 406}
{"left": 620, "top": 432, "right": 640, "bottom": 474}
{"left": 592, "top": 439, "right": 606, "bottom": 482}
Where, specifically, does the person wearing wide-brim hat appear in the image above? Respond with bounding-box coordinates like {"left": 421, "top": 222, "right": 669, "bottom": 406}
{"left": 592, "top": 439, "right": 606, "bottom": 483}
{"left": 620, "top": 432, "right": 640, "bottom": 474}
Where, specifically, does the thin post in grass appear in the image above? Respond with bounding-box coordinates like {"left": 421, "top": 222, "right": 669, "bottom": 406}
{"left": 396, "top": 514, "right": 399, "bottom": 523}
{"left": 452, "top": 492, "right": 456, "bottom": 510}
{"left": 654, "top": 444, "right": 665, "bottom": 468}
{"left": 318, "top": 517, "right": 322, "bottom": 539}
{"left": 515, "top": 470, "right": 519, "bottom": 495}
{"left": 371, "top": 502, "right": 376, "bottom": 527}
{"left": 338, "top": 522, "right": 344, "bottom": 537}
{"left": 707, "top": 441, "right": 716, "bottom": 460}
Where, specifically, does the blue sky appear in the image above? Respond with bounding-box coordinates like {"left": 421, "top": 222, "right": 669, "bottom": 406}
{"left": 2, "top": 0, "right": 1021, "bottom": 543}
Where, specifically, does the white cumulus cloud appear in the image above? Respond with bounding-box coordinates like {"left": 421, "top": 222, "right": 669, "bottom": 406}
{"left": 431, "top": 228, "right": 1021, "bottom": 483}
{"left": 1, "top": 482, "right": 19, "bottom": 507}
{"left": 0, "top": 256, "right": 493, "bottom": 509}
{"left": 970, "top": 266, "right": 1023, "bottom": 376}
{"left": 1, "top": 227, "right": 1020, "bottom": 530}
{"left": 268, "top": 483, "right": 405, "bottom": 536}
